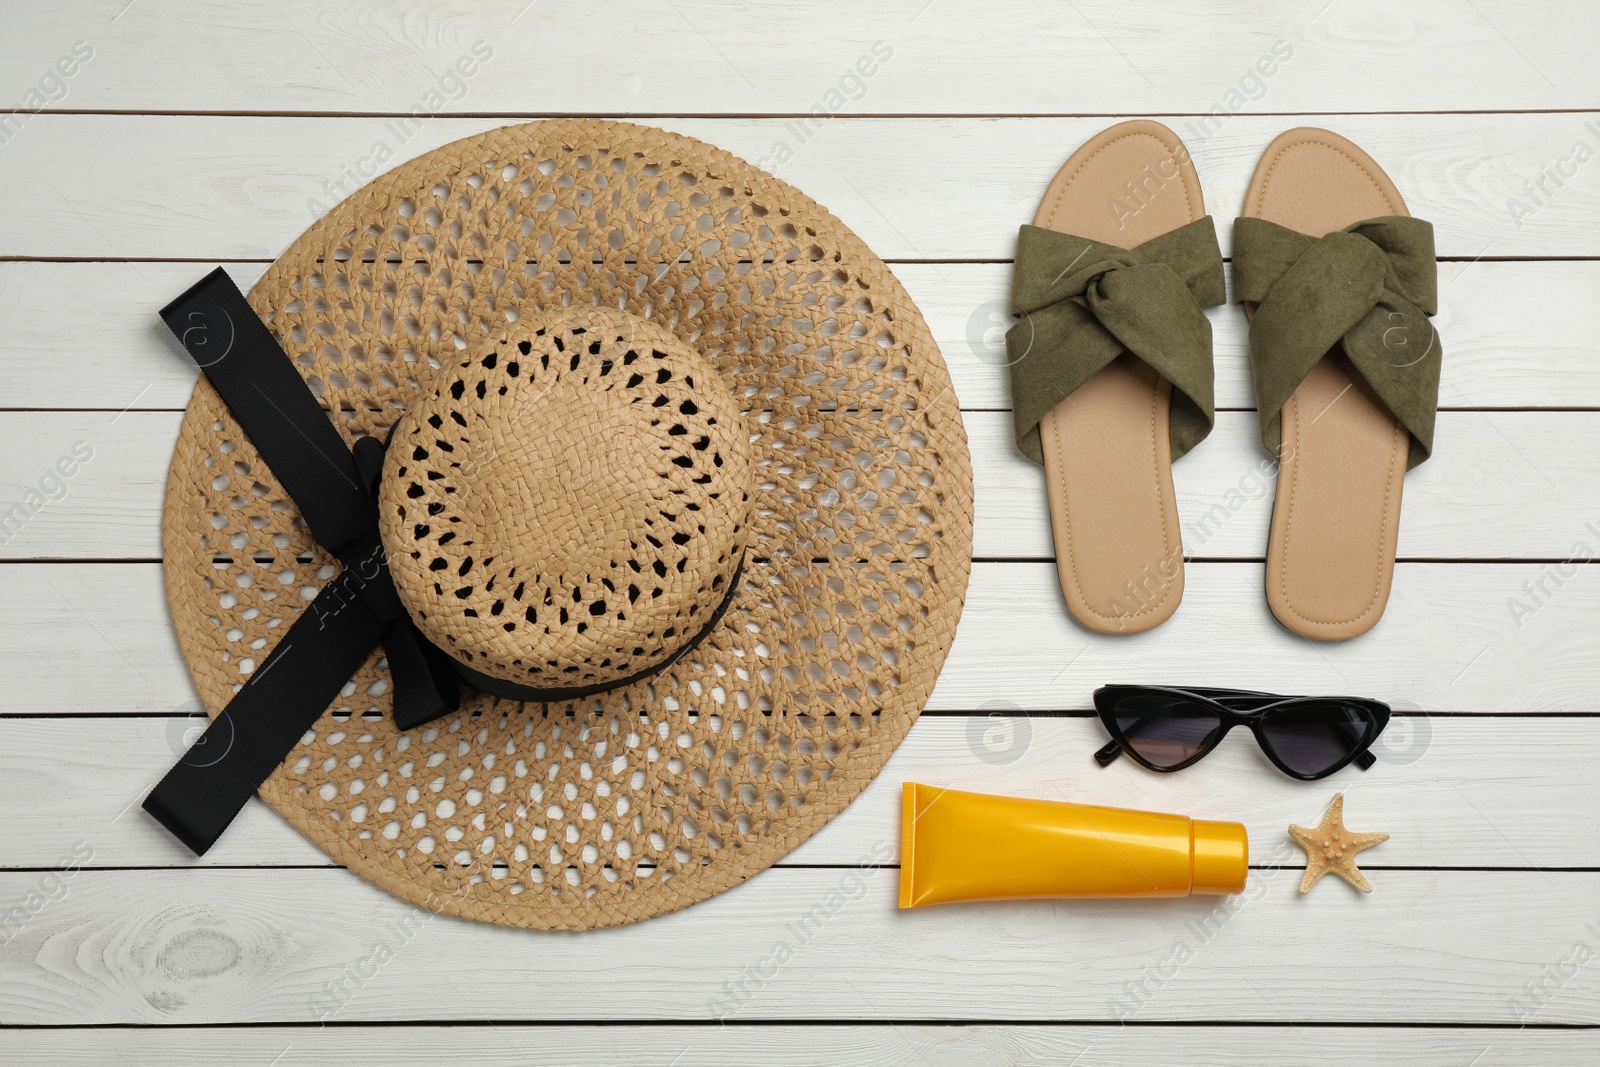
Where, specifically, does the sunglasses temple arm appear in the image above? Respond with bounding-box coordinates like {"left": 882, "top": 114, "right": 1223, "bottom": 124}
{"left": 1354, "top": 750, "right": 1376, "bottom": 771}
{"left": 1094, "top": 739, "right": 1123, "bottom": 767}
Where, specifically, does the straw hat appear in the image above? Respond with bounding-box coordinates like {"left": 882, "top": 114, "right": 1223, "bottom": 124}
{"left": 156, "top": 120, "right": 973, "bottom": 929}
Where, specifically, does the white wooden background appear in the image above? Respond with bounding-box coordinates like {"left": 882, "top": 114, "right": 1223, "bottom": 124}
{"left": 2, "top": 2, "right": 1598, "bottom": 1063}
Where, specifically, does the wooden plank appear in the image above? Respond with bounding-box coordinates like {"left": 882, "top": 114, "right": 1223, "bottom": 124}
{"left": 5, "top": 113, "right": 1597, "bottom": 260}
{"left": 4, "top": 714, "right": 1591, "bottom": 870}
{"left": 2, "top": 0, "right": 1594, "bottom": 114}
{"left": 1, "top": 1025, "right": 1592, "bottom": 1067}
{"left": 0, "top": 868, "right": 1594, "bottom": 1024}
{"left": 970, "top": 409, "right": 1600, "bottom": 561}
{"left": 0, "top": 410, "right": 173, "bottom": 560}
{"left": 908, "top": 259, "right": 1600, "bottom": 412}
{"left": 7, "top": 259, "right": 1597, "bottom": 412}
{"left": 0, "top": 261, "right": 265, "bottom": 413}
{"left": 0, "top": 564, "right": 198, "bottom": 712}
{"left": 1, "top": 409, "right": 1593, "bottom": 561}
{"left": 936, "top": 561, "right": 1600, "bottom": 713}
{"left": 1, "top": 562, "right": 1595, "bottom": 715}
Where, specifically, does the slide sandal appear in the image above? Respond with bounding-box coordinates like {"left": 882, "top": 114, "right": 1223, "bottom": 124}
{"left": 1006, "top": 120, "right": 1225, "bottom": 633}
{"left": 1235, "top": 128, "right": 1442, "bottom": 640}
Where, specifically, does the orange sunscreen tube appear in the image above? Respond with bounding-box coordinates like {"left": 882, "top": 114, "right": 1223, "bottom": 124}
{"left": 899, "top": 783, "right": 1248, "bottom": 907}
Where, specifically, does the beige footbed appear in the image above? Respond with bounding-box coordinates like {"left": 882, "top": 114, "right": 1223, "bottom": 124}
{"left": 1242, "top": 127, "right": 1412, "bottom": 641}
{"left": 1032, "top": 120, "right": 1204, "bottom": 633}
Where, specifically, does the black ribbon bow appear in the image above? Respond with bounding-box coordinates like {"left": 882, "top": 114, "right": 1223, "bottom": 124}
{"left": 144, "top": 269, "right": 745, "bottom": 856}
{"left": 144, "top": 269, "right": 462, "bottom": 855}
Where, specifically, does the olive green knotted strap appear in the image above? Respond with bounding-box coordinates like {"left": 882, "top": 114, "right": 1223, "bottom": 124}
{"left": 1234, "top": 215, "right": 1442, "bottom": 469}
{"left": 1006, "top": 216, "right": 1226, "bottom": 464}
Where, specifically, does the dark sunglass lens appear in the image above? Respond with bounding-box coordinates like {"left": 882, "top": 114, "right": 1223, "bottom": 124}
{"left": 1259, "top": 702, "right": 1372, "bottom": 776}
{"left": 1113, "top": 694, "right": 1223, "bottom": 769}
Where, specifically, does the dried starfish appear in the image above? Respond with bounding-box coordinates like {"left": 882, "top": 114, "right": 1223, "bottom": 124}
{"left": 1288, "top": 793, "right": 1389, "bottom": 893}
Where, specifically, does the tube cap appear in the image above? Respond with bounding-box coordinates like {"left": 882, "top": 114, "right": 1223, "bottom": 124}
{"left": 1191, "top": 819, "right": 1249, "bottom": 895}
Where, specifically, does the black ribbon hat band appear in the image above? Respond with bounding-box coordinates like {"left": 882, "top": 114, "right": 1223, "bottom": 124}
{"left": 145, "top": 269, "right": 742, "bottom": 855}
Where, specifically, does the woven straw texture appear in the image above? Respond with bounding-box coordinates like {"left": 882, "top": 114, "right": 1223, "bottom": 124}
{"left": 161, "top": 119, "right": 974, "bottom": 929}
{"left": 379, "top": 307, "right": 755, "bottom": 691}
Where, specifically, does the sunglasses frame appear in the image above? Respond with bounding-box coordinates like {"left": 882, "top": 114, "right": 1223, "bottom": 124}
{"left": 1092, "top": 685, "right": 1392, "bottom": 781}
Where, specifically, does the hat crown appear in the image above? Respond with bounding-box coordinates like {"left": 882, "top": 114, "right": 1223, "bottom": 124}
{"left": 378, "top": 306, "right": 753, "bottom": 690}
